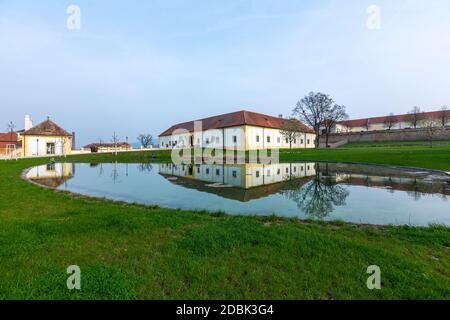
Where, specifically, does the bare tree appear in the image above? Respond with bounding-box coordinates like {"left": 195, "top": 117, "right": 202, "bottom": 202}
{"left": 7, "top": 121, "right": 15, "bottom": 133}
{"left": 6, "top": 121, "right": 16, "bottom": 143}
{"left": 407, "top": 106, "right": 424, "bottom": 129}
{"left": 280, "top": 119, "right": 303, "bottom": 152}
{"left": 383, "top": 113, "right": 397, "bottom": 130}
{"left": 419, "top": 117, "right": 443, "bottom": 148}
{"left": 111, "top": 132, "right": 119, "bottom": 156}
{"left": 322, "top": 104, "right": 348, "bottom": 148}
{"left": 439, "top": 106, "right": 449, "bottom": 127}
{"left": 137, "top": 134, "right": 153, "bottom": 148}
{"left": 293, "top": 92, "right": 334, "bottom": 148}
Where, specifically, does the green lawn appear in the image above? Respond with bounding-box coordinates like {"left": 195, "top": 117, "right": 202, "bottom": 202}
{"left": 0, "top": 144, "right": 449, "bottom": 299}
{"left": 280, "top": 142, "right": 450, "bottom": 171}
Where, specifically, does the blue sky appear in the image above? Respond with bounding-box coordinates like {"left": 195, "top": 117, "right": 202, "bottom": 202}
{"left": 1, "top": 0, "right": 449, "bottom": 145}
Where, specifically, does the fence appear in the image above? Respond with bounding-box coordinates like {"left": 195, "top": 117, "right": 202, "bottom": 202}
{"left": 0, "top": 147, "right": 22, "bottom": 160}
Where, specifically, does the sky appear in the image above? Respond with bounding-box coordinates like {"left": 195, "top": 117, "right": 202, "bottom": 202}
{"left": 1, "top": 0, "right": 450, "bottom": 145}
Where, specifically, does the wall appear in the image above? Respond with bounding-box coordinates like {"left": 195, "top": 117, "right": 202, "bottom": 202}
{"left": 320, "top": 127, "right": 450, "bottom": 145}
{"left": 23, "top": 135, "right": 71, "bottom": 157}
{"left": 335, "top": 119, "right": 450, "bottom": 133}
{"left": 158, "top": 125, "right": 317, "bottom": 151}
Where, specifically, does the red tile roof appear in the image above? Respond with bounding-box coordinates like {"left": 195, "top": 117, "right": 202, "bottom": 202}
{"left": 338, "top": 110, "right": 446, "bottom": 128}
{"left": 22, "top": 119, "right": 71, "bottom": 136}
{"left": 0, "top": 132, "right": 21, "bottom": 148}
{"left": 159, "top": 110, "right": 314, "bottom": 137}
{"left": 0, "top": 132, "right": 18, "bottom": 142}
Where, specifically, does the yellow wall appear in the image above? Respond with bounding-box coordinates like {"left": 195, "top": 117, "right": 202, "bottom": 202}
{"left": 23, "top": 135, "right": 71, "bottom": 157}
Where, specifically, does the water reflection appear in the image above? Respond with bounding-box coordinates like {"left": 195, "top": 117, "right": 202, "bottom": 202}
{"left": 26, "top": 161, "right": 450, "bottom": 226}
{"left": 158, "top": 162, "right": 449, "bottom": 204}
{"left": 281, "top": 175, "right": 350, "bottom": 219}
{"left": 26, "top": 163, "right": 75, "bottom": 188}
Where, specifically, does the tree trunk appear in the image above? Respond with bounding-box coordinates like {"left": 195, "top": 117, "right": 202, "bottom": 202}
{"left": 315, "top": 128, "right": 320, "bottom": 148}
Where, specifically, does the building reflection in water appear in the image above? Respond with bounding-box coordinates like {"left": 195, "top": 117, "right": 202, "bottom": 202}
{"left": 159, "top": 162, "right": 316, "bottom": 188}
{"left": 26, "top": 162, "right": 75, "bottom": 188}
{"left": 27, "top": 161, "right": 449, "bottom": 221}
{"left": 159, "top": 162, "right": 449, "bottom": 218}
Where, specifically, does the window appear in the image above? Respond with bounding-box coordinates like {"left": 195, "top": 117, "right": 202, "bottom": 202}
{"left": 294, "top": 139, "right": 297, "bottom": 144}
{"left": 216, "top": 169, "right": 220, "bottom": 176}
{"left": 294, "top": 167, "right": 297, "bottom": 173}
{"left": 197, "top": 138, "right": 200, "bottom": 144}
{"left": 206, "top": 168, "right": 210, "bottom": 175}
{"left": 267, "top": 136, "right": 271, "bottom": 143}
{"left": 286, "top": 168, "right": 289, "bottom": 174}
{"left": 206, "top": 138, "right": 210, "bottom": 145}
{"left": 46, "top": 143, "right": 55, "bottom": 155}
{"left": 256, "top": 135, "right": 260, "bottom": 143}
{"left": 277, "top": 137, "right": 281, "bottom": 143}
{"left": 307, "top": 165, "right": 310, "bottom": 170}
{"left": 256, "top": 171, "right": 260, "bottom": 178}
{"left": 286, "top": 138, "right": 289, "bottom": 143}
{"left": 267, "top": 170, "right": 271, "bottom": 176}
{"left": 216, "top": 137, "right": 220, "bottom": 144}
{"left": 197, "top": 167, "right": 200, "bottom": 173}
{"left": 232, "top": 171, "right": 237, "bottom": 178}
{"left": 232, "top": 136, "right": 237, "bottom": 143}
{"left": 46, "top": 163, "right": 55, "bottom": 171}
{"left": 307, "top": 139, "right": 310, "bottom": 145}
{"left": 301, "top": 139, "right": 304, "bottom": 144}
{"left": 277, "top": 169, "right": 281, "bottom": 175}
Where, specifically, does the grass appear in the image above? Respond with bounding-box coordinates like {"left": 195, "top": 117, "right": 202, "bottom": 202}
{"left": 279, "top": 141, "right": 450, "bottom": 171}
{"left": 342, "top": 140, "right": 450, "bottom": 148}
{"left": 0, "top": 142, "right": 449, "bottom": 299}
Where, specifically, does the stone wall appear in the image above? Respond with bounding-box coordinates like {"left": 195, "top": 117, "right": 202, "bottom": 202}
{"left": 319, "top": 127, "right": 450, "bottom": 145}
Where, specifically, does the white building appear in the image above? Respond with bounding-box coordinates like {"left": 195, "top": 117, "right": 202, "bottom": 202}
{"left": 158, "top": 110, "right": 316, "bottom": 151}
{"left": 333, "top": 110, "right": 450, "bottom": 133}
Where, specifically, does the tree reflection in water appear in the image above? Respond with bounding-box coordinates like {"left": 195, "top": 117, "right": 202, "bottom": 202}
{"left": 281, "top": 166, "right": 349, "bottom": 219}
{"left": 110, "top": 162, "right": 120, "bottom": 184}
{"left": 138, "top": 163, "right": 153, "bottom": 174}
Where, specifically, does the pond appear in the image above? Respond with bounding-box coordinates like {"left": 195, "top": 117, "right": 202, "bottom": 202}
{"left": 26, "top": 161, "right": 450, "bottom": 226}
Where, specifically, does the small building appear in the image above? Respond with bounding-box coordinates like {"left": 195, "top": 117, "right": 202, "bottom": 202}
{"left": 0, "top": 132, "right": 21, "bottom": 157}
{"left": 158, "top": 110, "right": 316, "bottom": 151}
{"left": 21, "top": 116, "right": 73, "bottom": 157}
{"left": 81, "top": 142, "right": 132, "bottom": 153}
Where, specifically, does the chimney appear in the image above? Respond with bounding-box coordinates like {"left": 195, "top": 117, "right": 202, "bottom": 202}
{"left": 278, "top": 114, "right": 283, "bottom": 118}
{"left": 24, "top": 115, "right": 33, "bottom": 131}
{"left": 72, "top": 132, "right": 76, "bottom": 150}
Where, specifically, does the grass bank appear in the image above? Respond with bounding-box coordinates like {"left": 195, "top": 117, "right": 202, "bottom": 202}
{"left": 0, "top": 145, "right": 449, "bottom": 299}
